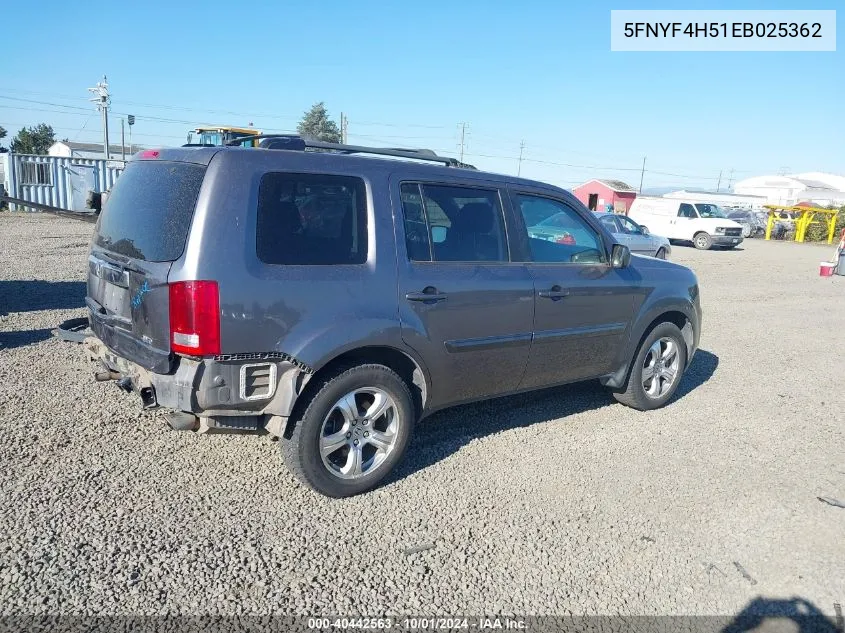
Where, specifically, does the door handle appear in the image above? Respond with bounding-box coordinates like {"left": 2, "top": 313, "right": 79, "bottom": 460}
{"left": 538, "top": 285, "right": 570, "bottom": 299}
{"left": 405, "top": 286, "right": 448, "bottom": 302}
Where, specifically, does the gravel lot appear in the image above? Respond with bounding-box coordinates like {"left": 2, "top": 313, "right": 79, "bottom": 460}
{"left": 1, "top": 212, "right": 843, "bottom": 619}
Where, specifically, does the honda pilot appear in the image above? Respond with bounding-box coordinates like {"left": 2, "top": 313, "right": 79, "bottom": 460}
{"left": 84, "top": 137, "right": 702, "bottom": 497}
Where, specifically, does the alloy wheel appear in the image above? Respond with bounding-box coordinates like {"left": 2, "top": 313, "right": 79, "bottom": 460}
{"left": 319, "top": 387, "right": 399, "bottom": 479}
{"left": 642, "top": 337, "right": 681, "bottom": 399}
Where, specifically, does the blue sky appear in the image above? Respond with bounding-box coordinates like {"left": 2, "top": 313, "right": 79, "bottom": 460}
{"left": 1, "top": 0, "right": 841, "bottom": 190}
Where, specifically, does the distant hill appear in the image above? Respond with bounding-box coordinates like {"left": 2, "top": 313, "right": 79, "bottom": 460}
{"left": 641, "top": 187, "right": 676, "bottom": 196}
{"left": 641, "top": 186, "right": 713, "bottom": 196}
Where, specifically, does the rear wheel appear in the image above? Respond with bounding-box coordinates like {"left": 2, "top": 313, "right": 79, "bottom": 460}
{"left": 611, "top": 322, "right": 687, "bottom": 411}
{"left": 282, "top": 364, "right": 414, "bottom": 497}
{"left": 693, "top": 232, "right": 713, "bottom": 250}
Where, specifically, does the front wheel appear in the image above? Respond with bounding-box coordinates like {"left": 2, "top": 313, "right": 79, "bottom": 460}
{"left": 282, "top": 364, "right": 415, "bottom": 497}
{"left": 693, "top": 232, "right": 713, "bottom": 250}
{"left": 611, "top": 322, "right": 687, "bottom": 410}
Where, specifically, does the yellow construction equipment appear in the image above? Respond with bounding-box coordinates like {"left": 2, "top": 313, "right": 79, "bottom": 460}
{"left": 186, "top": 126, "right": 262, "bottom": 147}
{"left": 763, "top": 204, "right": 839, "bottom": 244}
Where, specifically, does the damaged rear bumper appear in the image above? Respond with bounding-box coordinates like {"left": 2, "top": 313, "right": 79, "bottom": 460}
{"left": 83, "top": 336, "right": 311, "bottom": 435}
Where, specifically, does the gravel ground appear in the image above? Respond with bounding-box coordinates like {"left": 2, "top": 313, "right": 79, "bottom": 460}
{"left": 0, "top": 212, "right": 843, "bottom": 619}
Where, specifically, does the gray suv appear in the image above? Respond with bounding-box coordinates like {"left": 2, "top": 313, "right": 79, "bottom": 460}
{"left": 84, "top": 137, "right": 702, "bottom": 497}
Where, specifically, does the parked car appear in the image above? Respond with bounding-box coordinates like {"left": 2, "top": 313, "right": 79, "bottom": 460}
{"left": 594, "top": 212, "right": 672, "bottom": 259}
{"left": 726, "top": 210, "right": 766, "bottom": 238}
{"left": 84, "top": 138, "right": 702, "bottom": 497}
{"left": 628, "top": 197, "right": 744, "bottom": 250}
{"left": 769, "top": 210, "right": 799, "bottom": 240}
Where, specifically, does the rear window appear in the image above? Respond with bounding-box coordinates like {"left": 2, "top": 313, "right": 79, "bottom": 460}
{"left": 94, "top": 161, "right": 205, "bottom": 262}
{"left": 256, "top": 173, "right": 367, "bottom": 265}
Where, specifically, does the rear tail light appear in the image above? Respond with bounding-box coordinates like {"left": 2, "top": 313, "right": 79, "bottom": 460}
{"left": 168, "top": 281, "right": 221, "bottom": 355}
{"left": 555, "top": 234, "right": 576, "bottom": 245}
{"left": 139, "top": 149, "right": 160, "bottom": 159}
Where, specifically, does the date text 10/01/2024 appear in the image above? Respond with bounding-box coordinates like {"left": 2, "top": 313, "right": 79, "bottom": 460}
{"left": 623, "top": 22, "right": 823, "bottom": 38}
{"left": 307, "top": 617, "right": 527, "bottom": 630}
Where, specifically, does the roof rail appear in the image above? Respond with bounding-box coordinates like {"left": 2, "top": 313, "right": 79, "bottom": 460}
{"left": 226, "top": 134, "right": 475, "bottom": 169}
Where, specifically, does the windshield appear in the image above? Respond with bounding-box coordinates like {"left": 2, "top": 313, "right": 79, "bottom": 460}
{"left": 694, "top": 203, "right": 727, "bottom": 218}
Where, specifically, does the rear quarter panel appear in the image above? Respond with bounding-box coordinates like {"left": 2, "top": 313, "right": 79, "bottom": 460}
{"left": 172, "top": 150, "right": 404, "bottom": 371}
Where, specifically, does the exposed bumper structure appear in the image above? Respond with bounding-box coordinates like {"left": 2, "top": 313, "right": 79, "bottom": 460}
{"left": 83, "top": 336, "right": 310, "bottom": 435}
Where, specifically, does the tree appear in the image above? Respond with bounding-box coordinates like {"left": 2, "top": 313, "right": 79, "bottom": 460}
{"left": 10, "top": 124, "right": 56, "bottom": 155}
{"left": 0, "top": 126, "right": 6, "bottom": 141}
{"left": 297, "top": 102, "right": 341, "bottom": 143}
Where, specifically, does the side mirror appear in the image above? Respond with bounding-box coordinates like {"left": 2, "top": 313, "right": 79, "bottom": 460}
{"left": 611, "top": 244, "right": 631, "bottom": 269}
{"left": 640, "top": 226, "right": 650, "bottom": 236}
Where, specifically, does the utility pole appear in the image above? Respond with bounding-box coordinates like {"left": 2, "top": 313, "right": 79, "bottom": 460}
{"left": 340, "top": 112, "right": 347, "bottom": 144}
{"left": 716, "top": 170, "right": 723, "bottom": 193}
{"left": 127, "top": 114, "right": 135, "bottom": 154}
{"left": 120, "top": 118, "right": 126, "bottom": 161}
{"left": 638, "top": 156, "right": 646, "bottom": 193}
{"left": 518, "top": 140, "right": 525, "bottom": 176}
{"left": 458, "top": 122, "right": 468, "bottom": 162}
{"left": 88, "top": 75, "right": 110, "bottom": 159}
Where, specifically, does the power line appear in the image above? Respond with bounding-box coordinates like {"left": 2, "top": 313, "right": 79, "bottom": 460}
{"left": 0, "top": 94, "right": 92, "bottom": 111}
{"left": 0, "top": 90, "right": 764, "bottom": 182}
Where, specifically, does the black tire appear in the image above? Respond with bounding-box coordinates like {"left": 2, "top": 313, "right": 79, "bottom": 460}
{"left": 655, "top": 248, "right": 667, "bottom": 260}
{"left": 281, "top": 364, "right": 415, "bottom": 498}
{"left": 611, "top": 322, "right": 687, "bottom": 411}
{"left": 693, "top": 232, "right": 713, "bottom": 250}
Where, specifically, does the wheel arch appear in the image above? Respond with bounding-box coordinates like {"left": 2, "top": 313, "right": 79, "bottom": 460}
{"left": 278, "top": 344, "right": 431, "bottom": 440}
{"left": 693, "top": 231, "right": 713, "bottom": 248}
{"left": 601, "top": 306, "right": 695, "bottom": 391}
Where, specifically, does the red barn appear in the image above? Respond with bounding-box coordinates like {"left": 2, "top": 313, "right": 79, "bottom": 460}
{"left": 572, "top": 179, "right": 638, "bottom": 214}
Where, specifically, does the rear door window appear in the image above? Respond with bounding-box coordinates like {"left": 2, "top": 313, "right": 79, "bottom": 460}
{"left": 257, "top": 173, "right": 368, "bottom": 265}
{"left": 94, "top": 161, "right": 206, "bottom": 262}
{"left": 398, "top": 183, "right": 508, "bottom": 263}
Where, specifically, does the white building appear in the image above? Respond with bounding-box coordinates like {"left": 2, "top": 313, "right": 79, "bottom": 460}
{"left": 48, "top": 141, "right": 144, "bottom": 161}
{"left": 663, "top": 190, "right": 767, "bottom": 210}
{"left": 793, "top": 172, "right": 845, "bottom": 191}
{"left": 733, "top": 173, "right": 845, "bottom": 206}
